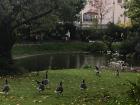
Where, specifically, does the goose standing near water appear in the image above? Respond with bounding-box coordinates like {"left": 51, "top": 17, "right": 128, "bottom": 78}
{"left": 55, "top": 81, "right": 63, "bottom": 95}
{"left": 95, "top": 66, "right": 100, "bottom": 77}
{"left": 2, "top": 79, "right": 10, "bottom": 95}
{"left": 80, "top": 80, "right": 87, "bottom": 90}
{"left": 42, "top": 71, "right": 49, "bottom": 86}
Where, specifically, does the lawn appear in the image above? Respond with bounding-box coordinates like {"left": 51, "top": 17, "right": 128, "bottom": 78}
{"left": 0, "top": 69, "right": 139, "bottom": 105}
{"left": 12, "top": 42, "right": 89, "bottom": 58}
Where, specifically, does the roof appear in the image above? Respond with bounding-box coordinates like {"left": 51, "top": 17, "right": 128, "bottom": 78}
{"left": 84, "top": 9, "right": 98, "bottom": 15}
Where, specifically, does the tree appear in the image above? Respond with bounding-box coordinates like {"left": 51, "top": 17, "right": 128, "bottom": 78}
{"left": 58, "top": 0, "right": 85, "bottom": 23}
{"left": 103, "top": 23, "right": 123, "bottom": 53}
{"left": 123, "top": 0, "right": 140, "bottom": 57}
{"left": 0, "top": 0, "right": 85, "bottom": 74}
{"left": 0, "top": 0, "right": 58, "bottom": 74}
{"left": 125, "top": 0, "right": 140, "bottom": 26}
{"left": 56, "top": 0, "right": 86, "bottom": 39}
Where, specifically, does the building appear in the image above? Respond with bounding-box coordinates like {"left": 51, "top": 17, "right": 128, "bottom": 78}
{"left": 80, "top": 0, "right": 129, "bottom": 28}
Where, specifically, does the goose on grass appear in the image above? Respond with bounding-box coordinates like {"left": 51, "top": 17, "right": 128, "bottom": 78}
{"left": 36, "top": 80, "right": 45, "bottom": 93}
{"left": 55, "top": 81, "right": 63, "bottom": 95}
{"left": 1, "top": 79, "right": 10, "bottom": 95}
{"left": 80, "top": 80, "right": 87, "bottom": 90}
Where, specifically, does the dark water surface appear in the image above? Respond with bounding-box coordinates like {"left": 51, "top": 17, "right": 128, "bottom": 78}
{"left": 14, "top": 53, "right": 140, "bottom": 71}
{"left": 15, "top": 53, "right": 108, "bottom": 71}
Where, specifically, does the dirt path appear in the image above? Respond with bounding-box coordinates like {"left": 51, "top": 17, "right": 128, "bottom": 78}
{"left": 13, "top": 51, "right": 89, "bottom": 59}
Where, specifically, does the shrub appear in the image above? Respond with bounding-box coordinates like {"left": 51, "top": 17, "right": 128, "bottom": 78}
{"left": 81, "top": 28, "right": 104, "bottom": 41}
{"left": 127, "top": 77, "right": 140, "bottom": 103}
{"left": 112, "top": 42, "right": 121, "bottom": 52}
{"left": 119, "top": 39, "right": 136, "bottom": 55}
{"left": 88, "top": 41, "right": 107, "bottom": 53}
{"left": 83, "top": 64, "right": 92, "bottom": 69}
{"left": 119, "top": 33, "right": 140, "bottom": 56}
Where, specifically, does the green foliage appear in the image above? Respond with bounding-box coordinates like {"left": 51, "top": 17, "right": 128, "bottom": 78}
{"left": 0, "top": 0, "right": 85, "bottom": 34}
{"left": 119, "top": 33, "right": 140, "bottom": 56}
{"left": 83, "top": 64, "right": 92, "bottom": 69}
{"left": 103, "top": 23, "right": 125, "bottom": 52}
{"left": 0, "top": 0, "right": 56, "bottom": 26}
{"left": 81, "top": 28, "right": 103, "bottom": 41}
{"left": 119, "top": 40, "right": 135, "bottom": 55}
{"left": 112, "top": 42, "right": 121, "bottom": 52}
{"left": 88, "top": 41, "right": 107, "bottom": 53}
{"left": 57, "top": 0, "right": 86, "bottom": 22}
{"left": 30, "top": 0, "right": 86, "bottom": 33}
{"left": 32, "top": 15, "right": 59, "bottom": 33}
{"left": 127, "top": 77, "right": 140, "bottom": 103}
{"left": 135, "top": 43, "right": 140, "bottom": 54}
{"left": 104, "top": 23, "right": 124, "bottom": 42}
{"left": 117, "top": 0, "right": 140, "bottom": 56}
{"left": 125, "top": 0, "right": 140, "bottom": 25}
{"left": 123, "top": 0, "right": 140, "bottom": 56}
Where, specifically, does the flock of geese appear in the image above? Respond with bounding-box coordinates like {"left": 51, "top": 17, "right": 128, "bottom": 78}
{"left": 1, "top": 69, "right": 90, "bottom": 96}
{"left": 1, "top": 65, "right": 125, "bottom": 96}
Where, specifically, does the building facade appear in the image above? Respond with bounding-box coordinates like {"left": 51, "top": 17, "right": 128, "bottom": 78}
{"left": 80, "top": 0, "right": 128, "bottom": 28}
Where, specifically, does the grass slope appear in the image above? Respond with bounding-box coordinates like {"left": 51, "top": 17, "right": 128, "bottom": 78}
{"left": 0, "top": 69, "right": 139, "bottom": 105}
{"left": 12, "top": 42, "right": 89, "bottom": 57}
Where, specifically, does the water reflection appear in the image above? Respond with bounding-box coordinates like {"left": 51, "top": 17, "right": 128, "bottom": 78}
{"left": 15, "top": 53, "right": 107, "bottom": 71}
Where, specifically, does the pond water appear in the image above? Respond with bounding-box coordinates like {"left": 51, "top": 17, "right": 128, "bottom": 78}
{"left": 14, "top": 53, "right": 108, "bottom": 71}
{"left": 14, "top": 53, "right": 140, "bottom": 71}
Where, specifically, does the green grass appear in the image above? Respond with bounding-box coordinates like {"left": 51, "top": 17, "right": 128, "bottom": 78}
{"left": 0, "top": 69, "right": 139, "bottom": 105}
{"left": 12, "top": 42, "right": 90, "bottom": 57}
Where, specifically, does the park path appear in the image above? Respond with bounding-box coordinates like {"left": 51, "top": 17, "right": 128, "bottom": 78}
{"left": 14, "top": 53, "right": 46, "bottom": 59}
{"left": 13, "top": 51, "right": 89, "bottom": 59}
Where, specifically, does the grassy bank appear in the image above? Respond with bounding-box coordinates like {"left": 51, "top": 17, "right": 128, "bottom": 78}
{"left": 0, "top": 69, "right": 139, "bottom": 105}
{"left": 12, "top": 42, "right": 90, "bottom": 57}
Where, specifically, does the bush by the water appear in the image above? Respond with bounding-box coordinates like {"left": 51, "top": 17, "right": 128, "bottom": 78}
{"left": 112, "top": 42, "right": 121, "bottom": 52}
{"left": 119, "top": 33, "right": 140, "bottom": 58}
{"left": 88, "top": 41, "right": 107, "bottom": 53}
{"left": 81, "top": 28, "right": 103, "bottom": 41}
{"left": 83, "top": 64, "right": 92, "bottom": 69}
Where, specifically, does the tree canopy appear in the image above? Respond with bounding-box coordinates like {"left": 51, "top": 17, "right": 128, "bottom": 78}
{"left": 125, "top": 0, "right": 140, "bottom": 26}
{"left": 0, "top": 0, "right": 85, "bottom": 31}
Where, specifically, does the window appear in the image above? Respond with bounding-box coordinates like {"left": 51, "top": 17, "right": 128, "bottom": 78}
{"left": 83, "top": 13, "right": 93, "bottom": 22}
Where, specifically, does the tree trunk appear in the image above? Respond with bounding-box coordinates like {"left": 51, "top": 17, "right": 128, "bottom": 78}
{"left": 0, "top": 22, "right": 16, "bottom": 75}
{"left": 100, "top": 13, "right": 103, "bottom": 30}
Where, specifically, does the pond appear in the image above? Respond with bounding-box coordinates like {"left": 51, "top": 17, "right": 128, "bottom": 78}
{"left": 14, "top": 52, "right": 140, "bottom": 71}
{"left": 14, "top": 53, "right": 108, "bottom": 71}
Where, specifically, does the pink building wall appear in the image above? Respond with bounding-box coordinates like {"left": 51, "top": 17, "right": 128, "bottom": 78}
{"left": 81, "top": 0, "right": 128, "bottom": 25}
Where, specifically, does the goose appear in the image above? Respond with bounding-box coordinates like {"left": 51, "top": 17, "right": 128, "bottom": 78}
{"left": 2, "top": 79, "right": 10, "bottom": 95}
{"left": 80, "top": 80, "right": 87, "bottom": 90}
{"left": 95, "top": 66, "right": 100, "bottom": 77}
{"left": 55, "top": 81, "right": 63, "bottom": 95}
{"left": 42, "top": 71, "right": 49, "bottom": 86}
{"left": 36, "top": 80, "right": 45, "bottom": 92}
